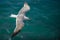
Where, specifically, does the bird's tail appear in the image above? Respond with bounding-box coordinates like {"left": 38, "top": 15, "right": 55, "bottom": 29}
{"left": 10, "top": 14, "right": 17, "bottom": 18}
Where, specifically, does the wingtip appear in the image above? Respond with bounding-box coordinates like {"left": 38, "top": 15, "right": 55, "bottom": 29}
{"left": 24, "top": 2, "right": 28, "bottom": 6}
{"left": 24, "top": 2, "right": 30, "bottom": 11}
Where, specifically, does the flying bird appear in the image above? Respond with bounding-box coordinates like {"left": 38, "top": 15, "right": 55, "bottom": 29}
{"left": 10, "top": 2, "right": 30, "bottom": 38}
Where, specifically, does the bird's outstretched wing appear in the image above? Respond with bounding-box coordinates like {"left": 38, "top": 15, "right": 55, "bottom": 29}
{"left": 10, "top": 2, "right": 30, "bottom": 38}
{"left": 11, "top": 21, "right": 24, "bottom": 38}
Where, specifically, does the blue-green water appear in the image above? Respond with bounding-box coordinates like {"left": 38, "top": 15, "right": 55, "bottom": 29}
{"left": 0, "top": 0, "right": 60, "bottom": 40}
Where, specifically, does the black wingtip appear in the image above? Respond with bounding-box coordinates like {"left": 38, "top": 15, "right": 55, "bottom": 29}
{"left": 11, "top": 30, "right": 21, "bottom": 38}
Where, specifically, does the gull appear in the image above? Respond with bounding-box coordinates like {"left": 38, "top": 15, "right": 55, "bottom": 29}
{"left": 10, "top": 2, "right": 30, "bottom": 38}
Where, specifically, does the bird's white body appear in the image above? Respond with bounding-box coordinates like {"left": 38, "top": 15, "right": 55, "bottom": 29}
{"left": 10, "top": 14, "right": 30, "bottom": 20}
{"left": 10, "top": 2, "right": 30, "bottom": 38}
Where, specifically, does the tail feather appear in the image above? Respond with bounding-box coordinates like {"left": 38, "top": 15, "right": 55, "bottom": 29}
{"left": 10, "top": 14, "right": 17, "bottom": 18}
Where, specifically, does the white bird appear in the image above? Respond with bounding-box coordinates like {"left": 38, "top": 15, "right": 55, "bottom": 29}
{"left": 10, "top": 2, "right": 30, "bottom": 38}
